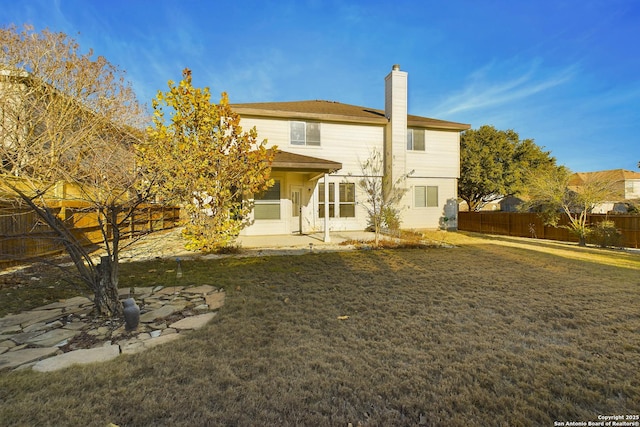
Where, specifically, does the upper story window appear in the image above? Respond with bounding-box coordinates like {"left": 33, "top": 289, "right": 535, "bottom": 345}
{"left": 407, "top": 128, "right": 425, "bottom": 151}
{"left": 291, "top": 121, "right": 321, "bottom": 146}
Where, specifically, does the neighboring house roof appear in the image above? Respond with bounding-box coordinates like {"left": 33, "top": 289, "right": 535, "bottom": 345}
{"left": 231, "top": 100, "right": 470, "bottom": 131}
{"left": 569, "top": 169, "right": 640, "bottom": 186}
{"left": 272, "top": 150, "right": 342, "bottom": 173}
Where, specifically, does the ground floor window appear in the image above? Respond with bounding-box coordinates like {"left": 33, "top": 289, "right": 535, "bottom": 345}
{"left": 318, "top": 182, "right": 335, "bottom": 218}
{"left": 318, "top": 182, "right": 355, "bottom": 218}
{"left": 339, "top": 183, "right": 356, "bottom": 217}
{"left": 254, "top": 180, "right": 281, "bottom": 219}
{"left": 415, "top": 185, "right": 438, "bottom": 207}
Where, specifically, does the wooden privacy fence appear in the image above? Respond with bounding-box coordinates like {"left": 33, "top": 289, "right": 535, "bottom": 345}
{"left": 458, "top": 211, "right": 640, "bottom": 249}
{"left": 0, "top": 202, "right": 181, "bottom": 264}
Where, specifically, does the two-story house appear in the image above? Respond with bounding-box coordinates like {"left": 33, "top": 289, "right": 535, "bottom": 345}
{"left": 232, "top": 65, "right": 470, "bottom": 238}
{"left": 570, "top": 169, "right": 640, "bottom": 213}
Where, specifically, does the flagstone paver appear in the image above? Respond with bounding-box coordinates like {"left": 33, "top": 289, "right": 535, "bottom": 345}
{"left": 169, "top": 312, "right": 217, "bottom": 330}
{"left": 9, "top": 330, "right": 47, "bottom": 345}
{"left": 32, "top": 345, "right": 121, "bottom": 372}
{"left": 183, "top": 284, "right": 216, "bottom": 294}
{"left": 0, "top": 324, "right": 23, "bottom": 335}
{"left": 23, "top": 320, "right": 63, "bottom": 333}
{"left": 155, "top": 286, "right": 184, "bottom": 295}
{"left": 37, "top": 296, "right": 92, "bottom": 310}
{"left": 0, "top": 347, "right": 62, "bottom": 371}
{"left": 0, "top": 309, "right": 64, "bottom": 329}
{"left": 138, "top": 305, "right": 178, "bottom": 323}
{"left": 25, "top": 329, "right": 79, "bottom": 347}
{"left": 205, "top": 292, "right": 226, "bottom": 310}
{"left": 120, "top": 333, "right": 183, "bottom": 355}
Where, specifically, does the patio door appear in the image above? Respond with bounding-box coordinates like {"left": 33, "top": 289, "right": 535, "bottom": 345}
{"left": 291, "top": 187, "right": 302, "bottom": 233}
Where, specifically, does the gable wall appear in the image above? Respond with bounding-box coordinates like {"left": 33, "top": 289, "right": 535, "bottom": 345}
{"left": 239, "top": 116, "right": 385, "bottom": 174}
{"left": 405, "top": 129, "right": 460, "bottom": 178}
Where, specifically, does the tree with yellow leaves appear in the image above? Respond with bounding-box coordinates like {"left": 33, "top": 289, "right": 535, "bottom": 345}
{"left": 142, "top": 69, "right": 275, "bottom": 252}
{"left": 523, "top": 166, "right": 618, "bottom": 246}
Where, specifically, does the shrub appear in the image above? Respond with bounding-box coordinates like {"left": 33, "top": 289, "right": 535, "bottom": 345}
{"left": 381, "top": 206, "right": 402, "bottom": 237}
{"left": 588, "top": 220, "right": 622, "bottom": 248}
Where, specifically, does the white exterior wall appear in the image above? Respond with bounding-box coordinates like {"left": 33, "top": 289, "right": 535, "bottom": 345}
{"left": 239, "top": 117, "right": 290, "bottom": 149}
{"left": 399, "top": 177, "right": 459, "bottom": 230}
{"left": 239, "top": 116, "right": 385, "bottom": 235}
{"left": 240, "top": 117, "right": 384, "bottom": 173}
{"left": 399, "top": 129, "right": 460, "bottom": 229}
{"left": 405, "top": 130, "right": 460, "bottom": 178}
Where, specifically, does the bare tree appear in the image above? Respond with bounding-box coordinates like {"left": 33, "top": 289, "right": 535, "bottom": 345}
{"left": 0, "top": 25, "right": 151, "bottom": 316}
{"left": 523, "top": 167, "right": 618, "bottom": 246}
{"left": 355, "top": 148, "right": 412, "bottom": 246}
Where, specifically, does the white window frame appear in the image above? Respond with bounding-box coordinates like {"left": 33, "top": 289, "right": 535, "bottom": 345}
{"left": 318, "top": 182, "right": 356, "bottom": 218}
{"left": 254, "top": 180, "right": 281, "bottom": 220}
{"left": 338, "top": 183, "right": 356, "bottom": 218}
{"left": 407, "top": 128, "right": 425, "bottom": 151}
{"left": 415, "top": 185, "right": 438, "bottom": 208}
{"left": 291, "top": 121, "right": 321, "bottom": 146}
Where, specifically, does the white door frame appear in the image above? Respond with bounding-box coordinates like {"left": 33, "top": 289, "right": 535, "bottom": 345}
{"left": 291, "top": 186, "right": 303, "bottom": 234}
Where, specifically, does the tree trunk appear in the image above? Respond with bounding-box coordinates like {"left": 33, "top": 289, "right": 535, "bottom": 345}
{"left": 8, "top": 185, "right": 123, "bottom": 318}
{"left": 95, "top": 256, "right": 122, "bottom": 317}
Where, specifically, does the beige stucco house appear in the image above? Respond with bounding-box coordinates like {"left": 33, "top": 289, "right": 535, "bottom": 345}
{"left": 232, "top": 65, "right": 470, "bottom": 238}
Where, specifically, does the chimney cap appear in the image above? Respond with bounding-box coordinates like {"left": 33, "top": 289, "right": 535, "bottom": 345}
{"left": 392, "top": 64, "right": 401, "bottom": 71}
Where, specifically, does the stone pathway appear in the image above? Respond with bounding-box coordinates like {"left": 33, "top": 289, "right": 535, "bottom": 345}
{"left": 0, "top": 284, "right": 225, "bottom": 372}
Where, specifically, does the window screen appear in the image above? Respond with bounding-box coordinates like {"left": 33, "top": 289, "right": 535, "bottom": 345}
{"left": 407, "top": 129, "right": 425, "bottom": 151}
{"left": 427, "top": 186, "right": 438, "bottom": 207}
{"left": 291, "top": 121, "right": 321, "bottom": 146}
{"left": 415, "top": 186, "right": 426, "bottom": 207}
{"left": 339, "top": 183, "right": 355, "bottom": 217}
{"left": 254, "top": 180, "right": 281, "bottom": 219}
{"left": 415, "top": 186, "right": 438, "bottom": 207}
{"left": 290, "top": 122, "right": 306, "bottom": 145}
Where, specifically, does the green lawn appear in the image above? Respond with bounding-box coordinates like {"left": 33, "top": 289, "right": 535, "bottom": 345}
{"left": 1, "top": 233, "right": 639, "bottom": 426}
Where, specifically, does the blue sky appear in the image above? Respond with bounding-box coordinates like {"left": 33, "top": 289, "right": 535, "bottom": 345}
{"left": 2, "top": 0, "right": 639, "bottom": 172}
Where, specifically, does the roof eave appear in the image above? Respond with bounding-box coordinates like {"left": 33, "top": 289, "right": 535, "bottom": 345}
{"left": 272, "top": 161, "right": 342, "bottom": 172}
{"left": 232, "top": 107, "right": 387, "bottom": 125}
{"left": 407, "top": 118, "right": 471, "bottom": 131}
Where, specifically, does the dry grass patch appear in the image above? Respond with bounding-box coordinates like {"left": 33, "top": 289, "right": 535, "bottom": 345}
{"left": 1, "top": 234, "right": 639, "bottom": 426}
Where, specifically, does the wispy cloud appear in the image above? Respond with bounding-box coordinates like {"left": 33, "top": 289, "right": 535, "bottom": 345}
{"left": 432, "top": 59, "right": 578, "bottom": 117}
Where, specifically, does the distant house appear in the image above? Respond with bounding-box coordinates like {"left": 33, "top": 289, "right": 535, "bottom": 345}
{"left": 232, "top": 65, "right": 470, "bottom": 237}
{"left": 569, "top": 169, "right": 640, "bottom": 213}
